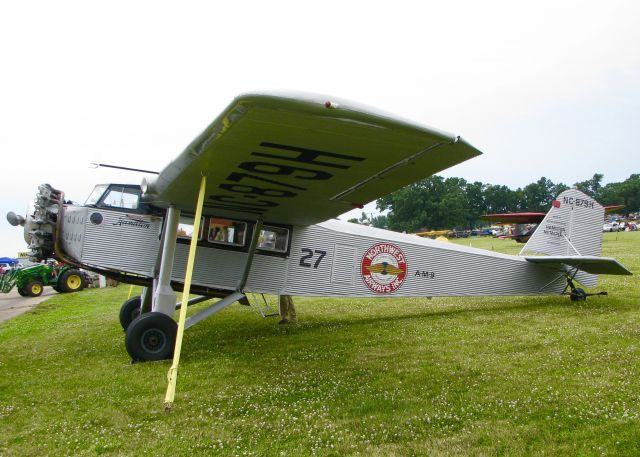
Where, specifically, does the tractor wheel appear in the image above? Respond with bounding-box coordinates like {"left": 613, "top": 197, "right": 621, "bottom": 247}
{"left": 25, "top": 280, "right": 44, "bottom": 297}
{"left": 125, "top": 312, "right": 177, "bottom": 362}
{"left": 119, "top": 296, "right": 142, "bottom": 331}
{"left": 57, "top": 269, "right": 86, "bottom": 293}
{"left": 17, "top": 287, "right": 28, "bottom": 297}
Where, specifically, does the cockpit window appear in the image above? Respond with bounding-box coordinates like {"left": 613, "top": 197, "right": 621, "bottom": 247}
{"left": 100, "top": 186, "right": 142, "bottom": 210}
{"left": 85, "top": 185, "right": 108, "bottom": 206}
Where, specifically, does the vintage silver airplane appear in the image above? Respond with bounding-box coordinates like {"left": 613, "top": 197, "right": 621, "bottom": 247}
{"left": 7, "top": 92, "right": 632, "bottom": 406}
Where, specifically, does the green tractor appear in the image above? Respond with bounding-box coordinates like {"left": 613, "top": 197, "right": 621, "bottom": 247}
{"left": 0, "top": 262, "right": 87, "bottom": 297}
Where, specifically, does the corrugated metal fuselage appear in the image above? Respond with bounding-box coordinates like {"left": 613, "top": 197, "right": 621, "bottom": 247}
{"left": 60, "top": 206, "right": 568, "bottom": 298}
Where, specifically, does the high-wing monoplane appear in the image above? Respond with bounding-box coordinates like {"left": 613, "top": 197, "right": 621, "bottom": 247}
{"left": 7, "top": 93, "right": 632, "bottom": 408}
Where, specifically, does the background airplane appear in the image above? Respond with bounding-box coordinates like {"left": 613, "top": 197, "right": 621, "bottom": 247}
{"left": 481, "top": 204, "right": 626, "bottom": 243}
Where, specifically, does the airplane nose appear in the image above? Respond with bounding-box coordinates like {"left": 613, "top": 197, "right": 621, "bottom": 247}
{"left": 6, "top": 211, "right": 25, "bottom": 227}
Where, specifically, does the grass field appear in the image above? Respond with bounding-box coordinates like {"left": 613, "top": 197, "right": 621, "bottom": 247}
{"left": 1, "top": 232, "right": 638, "bottom": 456}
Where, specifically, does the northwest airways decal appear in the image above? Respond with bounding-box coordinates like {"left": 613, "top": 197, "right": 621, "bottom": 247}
{"left": 361, "top": 243, "right": 407, "bottom": 294}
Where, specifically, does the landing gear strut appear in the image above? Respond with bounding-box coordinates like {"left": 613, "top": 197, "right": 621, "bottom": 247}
{"left": 565, "top": 275, "right": 608, "bottom": 302}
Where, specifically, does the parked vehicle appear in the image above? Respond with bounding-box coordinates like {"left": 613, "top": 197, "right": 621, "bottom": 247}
{"left": 603, "top": 222, "right": 622, "bottom": 232}
{"left": 0, "top": 261, "right": 87, "bottom": 297}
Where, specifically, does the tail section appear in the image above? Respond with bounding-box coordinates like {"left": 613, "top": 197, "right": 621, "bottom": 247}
{"left": 521, "top": 189, "right": 605, "bottom": 286}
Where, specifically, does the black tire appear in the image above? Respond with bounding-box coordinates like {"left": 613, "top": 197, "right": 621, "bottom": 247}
{"left": 57, "top": 269, "right": 86, "bottom": 293}
{"left": 570, "top": 288, "right": 587, "bottom": 302}
{"left": 125, "top": 312, "right": 177, "bottom": 362}
{"left": 17, "top": 287, "right": 28, "bottom": 297}
{"left": 119, "top": 296, "right": 142, "bottom": 331}
{"left": 25, "top": 280, "right": 44, "bottom": 297}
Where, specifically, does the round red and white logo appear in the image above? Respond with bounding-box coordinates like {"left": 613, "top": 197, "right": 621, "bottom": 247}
{"left": 361, "top": 243, "right": 408, "bottom": 294}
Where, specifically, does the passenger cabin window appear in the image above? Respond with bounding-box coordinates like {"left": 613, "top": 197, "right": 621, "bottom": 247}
{"left": 208, "top": 218, "right": 246, "bottom": 246}
{"left": 258, "top": 226, "right": 289, "bottom": 253}
{"left": 100, "top": 186, "right": 142, "bottom": 210}
{"left": 177, "top": 217, "right": 204, "bottom": 240}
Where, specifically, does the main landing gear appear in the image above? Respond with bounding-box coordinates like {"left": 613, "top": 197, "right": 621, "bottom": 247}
{"left": 125, "top": 312, "right": 177, "bottom": 362}
{"left": 119, "top": 296, "right": 142, "bottom": 331}
{"left": 120, "top": 292, "right": 243, "bottom": 361}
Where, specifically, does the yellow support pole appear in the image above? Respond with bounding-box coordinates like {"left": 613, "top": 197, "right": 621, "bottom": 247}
{"left": 164, "top": 174, "right": 207, "bottom": 411}
{"left": 127, "top": 284, "right": 134, "bottom": 300}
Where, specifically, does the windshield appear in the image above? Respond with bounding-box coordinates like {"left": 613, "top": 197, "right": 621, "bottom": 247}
{"left": 85, "top": 185, "right": 108, "bottom": 206}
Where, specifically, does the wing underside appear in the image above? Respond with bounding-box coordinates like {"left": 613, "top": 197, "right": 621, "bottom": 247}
{"left": 143, "top": 93, "right": 482, "bottom": 225}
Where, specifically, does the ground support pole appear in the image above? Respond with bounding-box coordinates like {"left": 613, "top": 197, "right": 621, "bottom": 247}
{"left": 164, "top": 175, "right": 206, "bottom": 411}
{"left": 153, "top": 205, "right": 180, "bottom": 316}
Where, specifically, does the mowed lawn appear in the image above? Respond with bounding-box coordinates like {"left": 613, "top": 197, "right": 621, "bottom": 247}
{"left": 0, "top": 232, "right": 639, "bottom": 456}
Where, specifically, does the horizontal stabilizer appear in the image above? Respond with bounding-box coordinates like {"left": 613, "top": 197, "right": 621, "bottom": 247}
{"left": 525, "top": 256, "right": 632, "bottom": 276}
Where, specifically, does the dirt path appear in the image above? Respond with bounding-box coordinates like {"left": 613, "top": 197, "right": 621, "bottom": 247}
{"left": 0, "top": 288, "right": 56, "bottom": 323}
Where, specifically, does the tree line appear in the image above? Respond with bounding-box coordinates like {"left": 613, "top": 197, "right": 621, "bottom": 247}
{"left": 350, "top": 173, "right": 640, "bottom": 232}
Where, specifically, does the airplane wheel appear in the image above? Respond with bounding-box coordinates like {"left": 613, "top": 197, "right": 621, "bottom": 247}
{"left": 570, "top": 288, "right": 587, "bottom": 302}
{"left": 25, "top": 280, "right": 44, "bottom": 297}
{"left": 57, "top": 269, "right": 86, "bottom": 293}
{"left": 125, "top": 312, "right": 177, "bottom": 362}
{"left": 119, "top": 296, "right": 141, "bottom": 331}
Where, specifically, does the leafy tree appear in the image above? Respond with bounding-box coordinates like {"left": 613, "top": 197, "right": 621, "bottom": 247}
{"left": 374, "top": 172, "right": 635, "bottom": 233}
{"left": 574, "top": 173, "right": 604, "bottom": 200}
{"left": 484, "top": 184, "right": 518, "bottom": 213}
{"left": 370, "top": 214, "right": 388, "bottom": 229}
{"left": 464, "top": 181, "right": 485, "bottom": 228}
{"left": 619, "top": 174, "right": 640, "bottom": 213}
{"left": 519, "top": 177, "right": 557, "bottom": 212}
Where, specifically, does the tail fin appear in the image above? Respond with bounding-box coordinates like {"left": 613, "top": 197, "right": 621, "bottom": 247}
{"left": 521, "top": 189, "right": 604, "bottom": 286}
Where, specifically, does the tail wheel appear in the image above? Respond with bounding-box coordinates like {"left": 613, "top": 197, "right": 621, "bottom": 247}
{"left": 57, "top": 269, "right": 86, "bottom": 293}
{"left": 119, "top": 296, "right": 142, "bottom": 331}
{"left": 25, "top": 281, "right": 44, "bottom": 297}
{"left": 570, "top": 288, "right": 587, "bottom": 302}
{"left": 125, "top": 312, "right": 177, "bottom": 362}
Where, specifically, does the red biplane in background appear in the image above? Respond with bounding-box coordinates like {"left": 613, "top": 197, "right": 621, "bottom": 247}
{"left": 481, "top": 204, "right": 625, "bottom": 243}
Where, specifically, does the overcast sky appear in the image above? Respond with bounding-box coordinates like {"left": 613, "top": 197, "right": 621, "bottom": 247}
{"left": 1, "top": 1, "right": 639, "bottom": 256}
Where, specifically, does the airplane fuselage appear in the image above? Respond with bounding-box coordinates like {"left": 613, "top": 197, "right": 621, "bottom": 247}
{"left": 59, "top": 203, "right": 567, "bottom": 298}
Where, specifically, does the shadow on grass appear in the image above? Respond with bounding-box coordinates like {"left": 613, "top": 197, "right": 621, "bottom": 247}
{"left": 182, "top": 294, "right": 618, "bottom": 361}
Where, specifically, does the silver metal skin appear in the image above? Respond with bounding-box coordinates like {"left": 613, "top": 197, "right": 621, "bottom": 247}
{"left": 153, "top": 206, "right": 180, "bottom": 316}
{"left": 51, "top": 189, "right": 629, "bottom": 308}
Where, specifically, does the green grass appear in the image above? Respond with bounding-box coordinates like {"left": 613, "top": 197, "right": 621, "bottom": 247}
{"left": 0, "top": 232, "right": 639, "bottom": 456}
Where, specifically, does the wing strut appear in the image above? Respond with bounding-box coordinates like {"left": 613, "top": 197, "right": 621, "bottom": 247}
{"left": 164, "top": 174, "right": 207, "bottom": 411}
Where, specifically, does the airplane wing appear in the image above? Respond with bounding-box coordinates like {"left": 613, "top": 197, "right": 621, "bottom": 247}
{"left": 604, "top": 204, "right": 625, "bottom": 213}
{"left": 142, "top": 92, "right": 482, "bottom": 225}
{"left": 482, "top": 205, "right": 623, "bottom": 224}
{"left": 524, "top": 256, "right": 632, "bottom": 275}
{"left": 480, "top": 212, "right": 546, "bottom": 224}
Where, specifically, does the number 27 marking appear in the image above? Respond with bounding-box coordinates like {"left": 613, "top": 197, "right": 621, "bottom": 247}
{"left": 299, "top": 248, "right": 327, "bottom": 268}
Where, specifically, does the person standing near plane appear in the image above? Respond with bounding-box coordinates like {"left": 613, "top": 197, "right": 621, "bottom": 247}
{"left": 278, "top": 295, "right": 297, "bottom": 324}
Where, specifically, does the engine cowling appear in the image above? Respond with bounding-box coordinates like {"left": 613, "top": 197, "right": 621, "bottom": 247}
{"left": 6, "top": 183, "right": 62, "bottom": 261}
